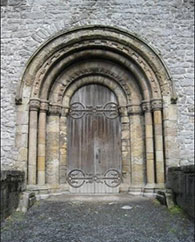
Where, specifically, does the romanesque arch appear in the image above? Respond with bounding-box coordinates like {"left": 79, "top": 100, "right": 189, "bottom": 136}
{"left": 16, "top": 26, "right": 178, "bottom": 195}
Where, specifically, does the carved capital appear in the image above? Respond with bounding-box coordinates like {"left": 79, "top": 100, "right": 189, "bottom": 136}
{"left": 151, "top": 99, "right": 163, "bottom": 111}
{"left": 49, "top": 104, "right": 62, "bottom": 116}
{"left": 61, "top": 107, "right": 70, "bottom": 117}
{"left": 29, "top": 98, "right": 40, "bottom": 111}
{"left": 127, "top": 104, "right": 142, "bottom": 115}
{"left": 141, "top": 101, "right": 151, "bottom": 113}
{"left": 118, "top": 106, "right": 128, "bottom": 117}
{"left": 40, "top": 100, "right": 49, "bottom": 113}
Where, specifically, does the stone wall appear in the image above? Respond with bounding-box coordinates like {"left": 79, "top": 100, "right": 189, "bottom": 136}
{"left": 1, "top": 171, "right": 25, "bottom": 221}
{"left": 166, "top": 165, "right": 195, "bottom": 218}
{"left": 1, "top": 0, "right": 194, "bottom": 170}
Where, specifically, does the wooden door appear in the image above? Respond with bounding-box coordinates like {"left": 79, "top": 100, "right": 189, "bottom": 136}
{"left": 67, "top": 84, "right": 122, "bottom": 193}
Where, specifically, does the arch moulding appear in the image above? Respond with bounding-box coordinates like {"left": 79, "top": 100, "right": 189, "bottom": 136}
{"left": 15, "top": 25, "right": 179, "bottom": 196}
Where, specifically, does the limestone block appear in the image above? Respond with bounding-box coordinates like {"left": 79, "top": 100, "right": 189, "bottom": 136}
{"left": 155, "top": 136, "right": 163, "bottom": 151}
{"left": 146, "top": 138, "right": 154, "bottom": 153}
{"left": 16, "top": 133, "right": 28, "bottom": 148}
{"left": 146, "top": 153, "right": 154, "bottom": 160}
{"left": 38, "top": 144, "right": 45, "bottom": 155}
{"left": 16, "top": 111, "right": 28, "bottom": 125}
{"left": 154, "top": 124, "right": 163, "bottom": 135}
{"left": 16, "top": 124, "right": 28, "bottom": 134}
{"left": 37, "top": 157, "right": 45, "bottom": 171}
{"left": 121, "top": 116, "right": 129, "bottom": 124}
{"left": 146, "top": 124, "right": 153, "bottom": 138}
{"left": 121, "top": 130, "right": 130, "bottom": 139}
{"left": 154, "top": 111, "right": 162, "bottom": 124}
{"left": 18, "top": 147, "right": 28, "bottom": 161}
{"left": 156, "top": 151, "right": 164, "bottom": 162}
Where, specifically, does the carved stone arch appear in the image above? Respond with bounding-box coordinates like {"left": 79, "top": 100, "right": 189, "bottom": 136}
{"left": 48, "top": 61, "right": 142, "bottom": 106}
{"left": 15, "top": 26, "right": 179, "bottom": 196}
{"left": 16, "top": 26, "right": 176, "bottom": 103}
{"left": 61, "top": 75, "right": 128, "bottom": 108}
{"left": 32, "top": 46, "right": 160, "bottom": 101}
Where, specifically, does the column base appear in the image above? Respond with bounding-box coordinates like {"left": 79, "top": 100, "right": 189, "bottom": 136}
{"left": 119, "top": 184, "right": 130, "bottom": 193}
{"left": 128, "top": 185, "right": 144, "bottom": 196}
{"left": 37, "top": 171, "right": 45, "bottom": 185}
{"left": 26, "top": 184, "right": 70, "bottom": 199}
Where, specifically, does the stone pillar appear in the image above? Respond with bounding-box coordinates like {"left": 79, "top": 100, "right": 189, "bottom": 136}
{"left": 128, "top": 104, "right": 145, "bottom": 193}
{"left": 119, "top": 106, "right": 131, "bottom": 192}
{"left": 151, "top": 99, "right": 165, "bottom": 186}
{"left": 37, "top": 100, "right": 48, "bottom": 185}
{"left": 46, "top": 104, "right": 61, "bottom": 185}
{"left": 163, "top": 96, "right": 179, "bottom": 168}
{"left": 59, "top": 107, "right": 69, "bottom": 184}
{"left": 28, "top": 98, "right": 40, "bottom": 185}
{"left": 142, "top": 101, "right": 155, "bottom": 188}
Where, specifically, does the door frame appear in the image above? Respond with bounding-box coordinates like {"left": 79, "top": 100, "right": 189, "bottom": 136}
{"left": 66, "top": 84, "right": 123, "bottom": 193}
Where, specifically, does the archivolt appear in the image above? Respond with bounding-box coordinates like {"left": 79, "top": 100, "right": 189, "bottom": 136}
{"left": 16, "top": 25, "right": 176, "bottom": 104}
{"left": 15, "top": 26, "right": 179, "bottom": 191}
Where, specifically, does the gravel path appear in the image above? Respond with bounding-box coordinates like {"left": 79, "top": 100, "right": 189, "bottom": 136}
{"left": 1, "top": 194, "right": 194, "bottom": 242}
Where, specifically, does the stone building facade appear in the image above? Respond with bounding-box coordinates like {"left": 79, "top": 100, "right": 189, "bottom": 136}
{"left": 1, "top": 0, "right": 194, "bottom": 195}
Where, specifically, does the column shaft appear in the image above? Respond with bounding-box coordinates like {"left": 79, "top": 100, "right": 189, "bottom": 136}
{"left": 59, "top": 115, "right": 68, "bottom": 184}
{"left": 28, "top": 99, "right": 40, "bottom": 185}
{"left": 130, "top": 114, "right": 144, "bottom": 186}
{"left": 37, "top": 110, "right": 47, "bottom": 185}
{"left": 145, "top": 111, "right": 155, "bottom": 185}
{"left": 46, "top": 104, "right": 61, "bottom": 185}
{"left": 153, "top": 109, "right": 165, "bottom": 184}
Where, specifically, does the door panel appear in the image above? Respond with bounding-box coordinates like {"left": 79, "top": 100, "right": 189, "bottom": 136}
{"left": 67, "top": 84, "right": 121, "bottom": 193}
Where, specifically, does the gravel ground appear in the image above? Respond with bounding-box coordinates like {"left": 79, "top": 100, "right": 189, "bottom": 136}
{"left": 1, "top": 194, "right": 194, "bottom": 242}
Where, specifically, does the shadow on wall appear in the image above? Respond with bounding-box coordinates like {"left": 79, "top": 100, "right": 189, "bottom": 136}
{"left": 0, "top": 171, "right": 25, "bottom": 221}
{"left": 166, "top": 165, "right": 195, "bottom": 219}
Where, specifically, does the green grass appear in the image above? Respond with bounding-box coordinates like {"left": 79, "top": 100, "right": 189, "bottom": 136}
{"left": 169, "top": 205, "right": 184, "bottom": 215}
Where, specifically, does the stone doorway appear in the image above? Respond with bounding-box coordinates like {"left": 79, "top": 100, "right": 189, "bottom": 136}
{"left": 67, "top": 84, "right": 122, "bottom": 194}
{"left": 15, "top": 26, "right": 178, "bottom": 196}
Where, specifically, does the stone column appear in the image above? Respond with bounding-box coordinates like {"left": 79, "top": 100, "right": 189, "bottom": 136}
{"left": 163, "top": 96, "right": 179, "bottom": 168}
{"left": 119, "top": 106, "right": 131, "bottom": 192}
{"left": 151, "top": 99, "right": 165, "bottom": 186}
{"left": 142, "top": 101, "right": 155, "bottom": 189}
{"left": 128, "top": 104, "right": 145, "bottom": 193}
{"left": 46, "top": 104, "right": 61, "bottom": 185}
{"left": 59, "top": 107, "right": 69, "bottom": 184}
{"left": 37, "top": 100, "right": 48, "bottom": 185}
{"left": 28, "top": 98, "right": 40, "bottom": 185}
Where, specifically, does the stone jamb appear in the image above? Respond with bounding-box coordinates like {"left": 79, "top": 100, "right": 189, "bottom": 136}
{"left": 142, "top": 100, "right": 155, "bottom": 190}
{"left": 128, "top": 104, "right": 145, "bottom": 194}
{"left": 151, "top": 99, "right": 165, "bottom": 187}
{"left": 37, "top": 100, "right": 49, "bottom": 185}
{"left": 15, "top": 26, "right": 178, "bottom": 194}
{"left": 28, "top": 98, "right": 40, "bottom": 185}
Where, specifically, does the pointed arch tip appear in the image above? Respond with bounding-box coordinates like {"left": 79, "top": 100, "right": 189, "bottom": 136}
{"left": 17, "top": 25, "right": 175, "bottom": 103}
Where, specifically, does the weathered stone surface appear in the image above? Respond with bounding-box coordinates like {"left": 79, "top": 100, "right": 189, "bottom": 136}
{"left": 0, "top": 170, "right": 25, "bottom": 221}
{"left": 1, "top": 0, "right": 194, "bottom": 172}
{"left": 166, "top": 165, "right": 195, "bottom": 218}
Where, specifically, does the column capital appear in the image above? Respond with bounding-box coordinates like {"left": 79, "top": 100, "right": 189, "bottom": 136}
{"left": 49, "top": 104, "right": 62, "bottom": 116}
{"left": 119, "top": 106, "right": 128, "bottom": 117}
{"left": 29, "top": 98, "right": 40, "bottom": 111}
{"left": 127, "top": 104, "right": 142, "bottom": 115}
{"left": 40, "top": 100, "right": 49, "bottom": 113}
{"left": 151, "top": 99, "right": 163, "bottom": 111}
{"left": 61, "top": 107, "right": 70, "bottom": 117}
{"left": 141, "top": 101, "right": 151, "bottom": 113}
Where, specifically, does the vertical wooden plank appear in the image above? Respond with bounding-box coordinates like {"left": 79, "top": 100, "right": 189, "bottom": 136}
{"left": 67, "top": 84, "right": 121, "bottom": 194}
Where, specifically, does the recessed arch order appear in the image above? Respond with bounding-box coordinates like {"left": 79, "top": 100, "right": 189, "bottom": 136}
{"left": 16, "top": 25, "right": 179, "bottom": 195}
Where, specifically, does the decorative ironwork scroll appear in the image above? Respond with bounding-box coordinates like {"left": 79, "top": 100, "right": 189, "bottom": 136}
{"left": 69, "top": 102, "right": 119, "bottom": 119}
{"left": 67, "top": 169, "right": 122, "bottom": 188}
